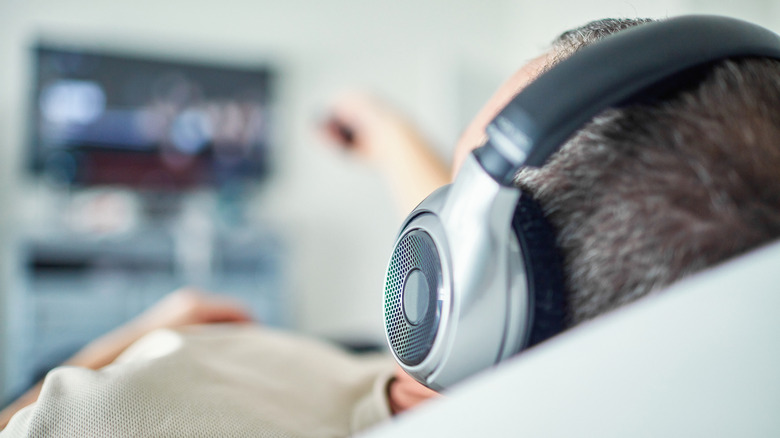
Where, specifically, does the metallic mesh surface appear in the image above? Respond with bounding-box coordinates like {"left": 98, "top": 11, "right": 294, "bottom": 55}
{"left": 384, "top": 230, "right": 441, "bottom": 365}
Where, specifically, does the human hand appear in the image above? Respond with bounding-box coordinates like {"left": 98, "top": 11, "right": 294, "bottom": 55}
{"left": 319, "top": 92, "right": 430, "bottom": 165}
{"left": 387, "top": 365, "right": 439, "bottom": 414}
{"left": 129, "top": 288, "right": 253, "bottom": 334}
{"left": 319, "top": 92, "right": 451, "bottom": 214}
{"left": 64, "top": 288, "right": 252, "bottom": 371}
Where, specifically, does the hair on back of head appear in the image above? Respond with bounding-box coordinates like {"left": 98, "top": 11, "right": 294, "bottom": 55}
{"left": 515, "top": 18, "right": 780, "bottom": 326}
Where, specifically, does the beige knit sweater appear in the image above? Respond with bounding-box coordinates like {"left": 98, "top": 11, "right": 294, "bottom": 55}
{"left": 1, "top": 325, "right": 396, "bottom": 437}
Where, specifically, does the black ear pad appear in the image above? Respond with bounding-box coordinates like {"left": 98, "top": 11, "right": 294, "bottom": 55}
{"left": 512, "top": 192, "right": 567, "bottom": 348}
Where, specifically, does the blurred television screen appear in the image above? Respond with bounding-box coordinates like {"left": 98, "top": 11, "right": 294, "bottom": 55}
{"left": 28, "top": 43, "right": 274, "bottom": 191}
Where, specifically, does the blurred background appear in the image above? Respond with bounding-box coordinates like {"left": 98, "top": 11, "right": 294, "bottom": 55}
{"left": 0, "top": 0, "right": 778, "bottom": 403}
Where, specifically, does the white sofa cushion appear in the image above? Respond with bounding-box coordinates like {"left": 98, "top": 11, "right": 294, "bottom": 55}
{"left": 361, "top": 239, "right": 780, "bottom": 437}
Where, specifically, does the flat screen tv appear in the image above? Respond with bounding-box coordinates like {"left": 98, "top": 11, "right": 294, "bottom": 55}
{"left": 28, "top": 43, "right": 274, "bottom": 190}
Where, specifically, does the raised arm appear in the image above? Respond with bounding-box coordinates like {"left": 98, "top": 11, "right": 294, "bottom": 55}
{"left": 320, "top": 92, "right": 451, "bottom": 215}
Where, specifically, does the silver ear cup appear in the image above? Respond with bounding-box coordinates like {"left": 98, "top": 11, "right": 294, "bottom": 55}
{"left": 383, "top": 154, "right": 529, "bottom": 390}
{"left": 384, "top": 230, "right": 442, "bottom": 365}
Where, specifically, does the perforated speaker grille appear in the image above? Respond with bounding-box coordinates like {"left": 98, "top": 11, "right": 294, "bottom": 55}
{"left": 384, "top": 230, "right": 442, "bottom": 365}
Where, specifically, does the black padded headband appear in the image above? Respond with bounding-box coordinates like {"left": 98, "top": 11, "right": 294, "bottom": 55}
{"left": 476, "top": 15, "right": 780, "bottom": 185}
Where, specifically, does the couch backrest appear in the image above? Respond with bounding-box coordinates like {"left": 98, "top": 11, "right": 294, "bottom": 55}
{"left": 361, "top": 239, "right": 780, "bottom": 437}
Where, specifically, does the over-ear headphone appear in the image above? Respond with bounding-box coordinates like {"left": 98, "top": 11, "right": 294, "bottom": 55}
{"left": 383, "top": 15, "right": 780, "bottom": 390}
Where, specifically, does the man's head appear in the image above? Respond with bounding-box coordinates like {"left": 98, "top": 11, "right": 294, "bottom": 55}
{"left": 458, "top": 18, "right": 780, "bottom": 326}
{"left": 389, "top": 16, "right": 780, "bottom": 410}
{"left": 518, "top": 55, "right": 780, "bottom": 326}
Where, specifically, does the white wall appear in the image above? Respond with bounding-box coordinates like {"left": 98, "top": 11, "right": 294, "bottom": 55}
{"left": 1, "top": 0, "right": 778, "bottom": 398}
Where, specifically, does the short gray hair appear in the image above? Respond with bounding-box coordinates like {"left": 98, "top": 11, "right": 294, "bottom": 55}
{"left": 549, "top": 18, "right": 655, "bottom": 66}
{"left": 516, "top": 19, "right": 780, "bottom": 326}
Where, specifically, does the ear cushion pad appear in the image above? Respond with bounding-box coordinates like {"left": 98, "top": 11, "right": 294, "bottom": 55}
{"left": 512, "top": 192, "right": 567, "bottom": 348}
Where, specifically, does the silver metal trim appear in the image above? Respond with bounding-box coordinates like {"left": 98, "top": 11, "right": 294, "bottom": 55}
{"left": 385, "top": 153, "right": 530, "bottom": 389}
